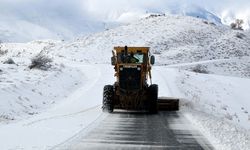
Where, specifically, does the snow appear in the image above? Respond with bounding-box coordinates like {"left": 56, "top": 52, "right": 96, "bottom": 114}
{"left": 164, "top": 3, "right": 221, "bottom": 24}
{"left": 0, "top": 14, "right": 250, "bottom": 149}
{"left": 176, "top": 69, "right": 250, "bottom": 129}
{"left": 0, "top": 64, "right": 113, "bottom": 149}
{"left": 184, "top": 110, "right": 250, "bottom": 150}
{"left": 154, "top": 67, "right": 250, "bottom": 150}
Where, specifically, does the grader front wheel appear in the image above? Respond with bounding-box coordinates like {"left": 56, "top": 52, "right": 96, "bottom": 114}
{"left": 148, "top": 84, "right": 158, "bottom": 114}
{"left": 102, "top": 85, "right": 114, "bottom": 113}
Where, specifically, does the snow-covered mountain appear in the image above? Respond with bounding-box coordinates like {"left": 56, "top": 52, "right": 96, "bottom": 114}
{"left": 0, "top": 13, "right": 114, "bottom": 43}
{"left": 0, "top": 0, "right": 121, "bottom": 42}
{"left": 0, "top": 14, "right": 250, "bottom": 149}
{"left": 162, "top": 3, "right": 221, "bottom": 24}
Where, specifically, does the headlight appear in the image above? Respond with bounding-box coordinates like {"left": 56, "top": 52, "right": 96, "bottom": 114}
{"left": 120, "top": 67, "right": 123, "bottom": 71}
{"left": 137, "top": 67, "right": 141, "bottom": 71}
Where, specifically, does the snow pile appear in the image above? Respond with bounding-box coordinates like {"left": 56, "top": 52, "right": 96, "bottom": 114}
{"left": 185, "top": 110, "right": 250, "bottom": 150}
{"left": 172, "top": 68, "right": 250, "bottom": 149}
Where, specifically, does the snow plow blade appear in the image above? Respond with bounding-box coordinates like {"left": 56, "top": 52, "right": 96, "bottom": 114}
{"left": 157, "top": 97, "right": 179, "bottom": 111}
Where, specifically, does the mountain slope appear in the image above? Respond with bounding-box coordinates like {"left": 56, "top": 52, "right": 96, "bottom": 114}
{"left": 163, "top": 3, "right": 221, "bottom": 23}
{"left": 53, "top": 15, "right": 250, "bottom": 72}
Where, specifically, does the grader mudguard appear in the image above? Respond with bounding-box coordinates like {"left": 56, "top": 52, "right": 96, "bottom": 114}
{"left": 158, "top": 97, "right": 179, "bottom": 111}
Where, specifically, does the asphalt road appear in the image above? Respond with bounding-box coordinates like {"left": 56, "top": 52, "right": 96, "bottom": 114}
{"left": 56, "top": 111, "right": 213, "bottom": 150}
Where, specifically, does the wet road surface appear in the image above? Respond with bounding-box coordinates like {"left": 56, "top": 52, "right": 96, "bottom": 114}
{"left": 57, "top": 111, "right": 213, "bottom": 150}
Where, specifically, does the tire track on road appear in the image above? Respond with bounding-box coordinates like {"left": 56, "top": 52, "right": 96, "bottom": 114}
{"left": 24, "top": 105, "right": 101, "bottom": 126}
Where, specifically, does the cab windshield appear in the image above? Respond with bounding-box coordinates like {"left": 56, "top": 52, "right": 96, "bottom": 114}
{"left": 118, "top": 53, "right": 144, "bottom": 64}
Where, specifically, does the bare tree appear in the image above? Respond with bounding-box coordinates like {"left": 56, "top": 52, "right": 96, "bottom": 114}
{"left": 230, "top": 19, "right": 244, "bottom": 30}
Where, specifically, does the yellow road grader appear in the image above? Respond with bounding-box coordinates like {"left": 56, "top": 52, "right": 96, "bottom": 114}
{"left": 102, "top": 46, "right": 179, "bottom": 113}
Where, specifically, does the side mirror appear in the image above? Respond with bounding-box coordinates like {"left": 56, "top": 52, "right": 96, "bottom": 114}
{"left": 111, "top": 56, "right": 116, "bottom": 65}
{"left": 150, "top": 55, "right": 155, "bottom": 65}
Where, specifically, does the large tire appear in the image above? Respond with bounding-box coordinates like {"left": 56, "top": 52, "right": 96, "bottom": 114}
{"left": 148, "top": 84, "right": 158, "bottom": 114}
{"left": 102, "top": 85, "right": 114, "bottom": 113}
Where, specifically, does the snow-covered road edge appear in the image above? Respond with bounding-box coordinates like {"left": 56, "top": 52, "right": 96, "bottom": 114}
{"left": 154, "top": 66, "right": 250, "bottom": 150}
{"left": 184, "top": 110, "right": 250, "bottom": 150}
{"left": 0, "top": 64, "right": 115, "bottom": 150}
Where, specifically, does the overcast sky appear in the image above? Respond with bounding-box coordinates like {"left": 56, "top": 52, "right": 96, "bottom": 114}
{"left": 0, "top": 0, "right": 249, "bottom": 42}
{"left": 0, "top": 0, "right": 249, "bottom": 20}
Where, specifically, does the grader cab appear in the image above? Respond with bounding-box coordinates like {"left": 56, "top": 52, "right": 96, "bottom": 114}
{"left": 102, "top": 46, "right": 179, "bottom": 113}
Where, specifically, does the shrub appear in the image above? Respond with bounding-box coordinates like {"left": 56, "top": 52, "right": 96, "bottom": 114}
{"left": 230, "top": 23, "right": 237, "bottom": 29}
{"left": 0, "top": 49, "right": 8, "bottom": 55}
{"left": 29, "top": 53, "right": 52, "bottom": 70}
{"left": 0, "top": 40, "right": 7, "bottom": 55}
{"left": 203, "top": 20, "right": 209, "bottom": 24}
{"left": 192, "top": 64, "right": 209, "bottom": 74}
{"left": 3, "top": 58, "right": 15, "bottom": 64}
{"left": 235, "top": 32, "right": 246, "bottom": 39}
{"left": 146, "top": 13, "right": 165, "bottom": 19}
{"left": 209, "top": 22, "right": 216, "bottom": 26}
{"left": 203, "top": 20, "right": 216, "bottom": 26}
